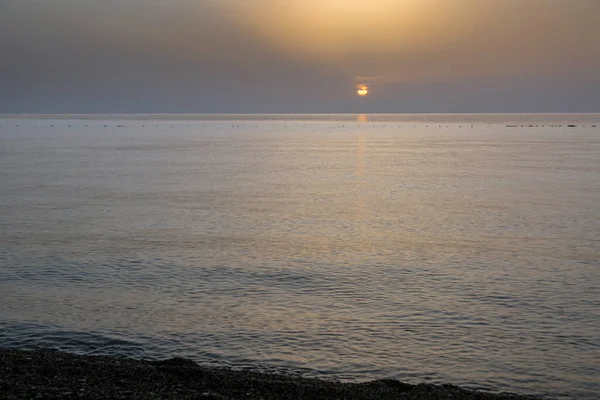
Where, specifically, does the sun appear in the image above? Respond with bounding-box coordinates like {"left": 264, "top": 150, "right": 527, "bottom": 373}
{"left": 357, "top": 85, "right": 368, "bottom": 97}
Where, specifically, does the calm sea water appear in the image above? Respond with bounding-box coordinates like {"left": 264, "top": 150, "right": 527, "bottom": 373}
{"left": 1, "top": 114, "right": 599, "bottom": 399}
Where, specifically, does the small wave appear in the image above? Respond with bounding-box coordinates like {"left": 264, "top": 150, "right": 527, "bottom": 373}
{"left": 0, "top": 320, "right": 148, "bottom": 359}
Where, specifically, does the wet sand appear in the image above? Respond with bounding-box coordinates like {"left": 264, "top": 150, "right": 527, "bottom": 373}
{"left": 0, "top": 348, "right": 542, "bottom": 399}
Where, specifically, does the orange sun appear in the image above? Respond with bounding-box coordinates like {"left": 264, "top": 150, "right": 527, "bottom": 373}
{"left": 357, "top": 85, "right": 368, "bottom": 96}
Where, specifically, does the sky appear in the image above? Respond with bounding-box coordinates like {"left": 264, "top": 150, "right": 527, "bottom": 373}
{"left": 1, "top": 0, "right": 600, "bottom": 113}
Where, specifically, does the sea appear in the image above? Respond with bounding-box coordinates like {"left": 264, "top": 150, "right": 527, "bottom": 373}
{"left": 1, "top": 114, "right": 598, "bottom": 399}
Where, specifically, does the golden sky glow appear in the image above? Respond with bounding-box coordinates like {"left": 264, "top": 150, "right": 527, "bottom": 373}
{"left": 231, "top": 0, "right": 461, "bottom": 60}
{"left": 225, "top": 0, "right": 600, "bottom": 87}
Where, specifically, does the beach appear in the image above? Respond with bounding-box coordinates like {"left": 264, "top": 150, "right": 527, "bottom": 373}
{"left": 0, "top": 348, "right": 541, "bottom": 399}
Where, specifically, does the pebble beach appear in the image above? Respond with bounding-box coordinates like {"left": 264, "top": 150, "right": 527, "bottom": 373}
{"left": 0, "top": 348, "right": 543, "bottom": 400}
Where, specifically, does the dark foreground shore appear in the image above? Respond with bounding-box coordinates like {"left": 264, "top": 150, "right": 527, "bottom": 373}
{"left": 0, "top": 349, "right": 542, "bottom": 400}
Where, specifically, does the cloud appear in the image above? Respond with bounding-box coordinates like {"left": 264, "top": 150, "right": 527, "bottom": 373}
{"left": 354, "top": 76, "right": 404, "bottom": 87}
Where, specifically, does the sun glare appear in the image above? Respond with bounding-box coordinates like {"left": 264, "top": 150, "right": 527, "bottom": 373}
{"left": 228, "top": 0, "right": 455, "bottom": 62}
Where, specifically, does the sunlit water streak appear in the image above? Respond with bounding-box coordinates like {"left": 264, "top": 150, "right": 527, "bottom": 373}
{"left": 1, "top": 115, "right": 599, "bottom": 399}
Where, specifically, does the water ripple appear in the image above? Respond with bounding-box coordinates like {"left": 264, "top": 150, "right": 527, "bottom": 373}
{"left": 1, "top": 119, "right": 599, "bottom": 399}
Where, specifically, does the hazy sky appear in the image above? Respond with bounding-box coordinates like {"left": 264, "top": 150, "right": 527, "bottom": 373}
{"left": 2, "top": 0, "right": 600, "bottom": 113}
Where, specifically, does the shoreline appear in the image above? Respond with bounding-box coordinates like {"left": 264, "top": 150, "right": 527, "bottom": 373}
{"left": 0, "top": 348, "right": 542, "bottom": 399}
